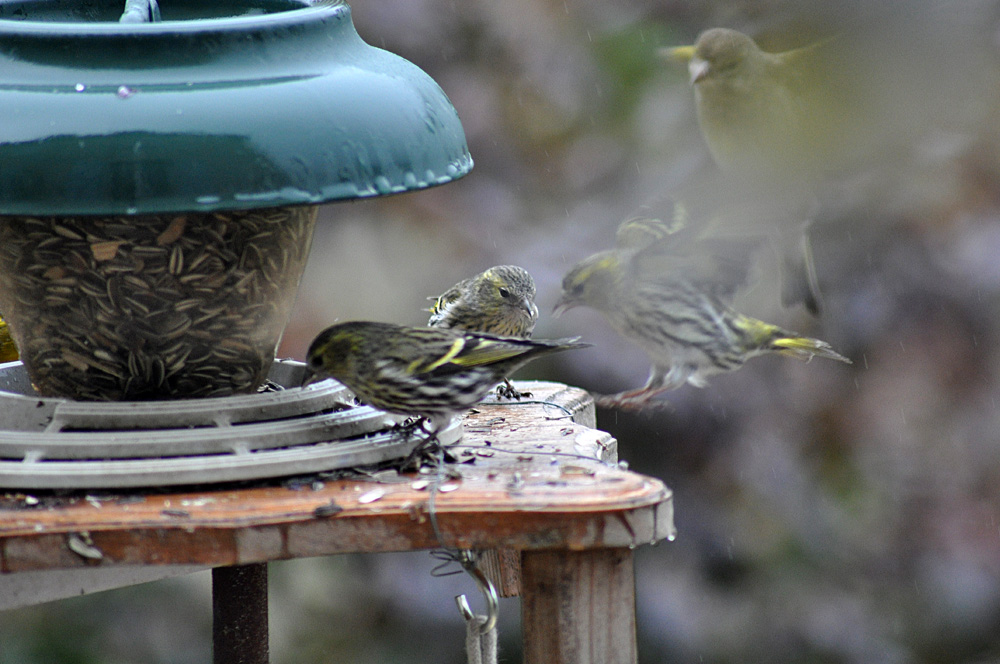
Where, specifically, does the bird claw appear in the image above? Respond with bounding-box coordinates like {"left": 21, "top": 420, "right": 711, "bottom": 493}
{"left": 399, "top": 432, "right": 459, "bottom": 473}
{"left": 494, "top": 380, "right": 531, "bottom": 401}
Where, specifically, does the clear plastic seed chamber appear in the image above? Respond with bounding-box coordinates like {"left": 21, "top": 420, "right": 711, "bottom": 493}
{"left": 0, "top": 209, "right": 318, "bottom": 400}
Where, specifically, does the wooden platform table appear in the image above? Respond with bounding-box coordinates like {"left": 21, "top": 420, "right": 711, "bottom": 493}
{"left": 0, "top": 382, "right": 674, "bottom": 663}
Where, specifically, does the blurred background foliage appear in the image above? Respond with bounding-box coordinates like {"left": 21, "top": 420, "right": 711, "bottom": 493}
{"left": 5, "top": 0, "right": 1000, "bottom": 662}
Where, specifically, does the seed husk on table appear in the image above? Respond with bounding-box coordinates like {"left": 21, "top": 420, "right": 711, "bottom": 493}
{"left": 0, "top": 206, "right": 317, "bottom": 401}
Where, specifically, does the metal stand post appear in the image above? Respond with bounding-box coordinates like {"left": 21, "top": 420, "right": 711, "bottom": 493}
{"left": 212, "top": 563, "right": 269, "bottom": 664}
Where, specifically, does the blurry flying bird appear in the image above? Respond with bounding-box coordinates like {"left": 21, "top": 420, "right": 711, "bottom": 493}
{"left": 555, "top": 216, "right": 850, "bottom": 409}
{"left": 665, "top": 27, "right": 845, "bottom": 180}
{"left": 665, "top": 28, "right": 850, "bottom": 314}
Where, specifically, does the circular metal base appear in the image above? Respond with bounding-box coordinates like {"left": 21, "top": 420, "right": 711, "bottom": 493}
{"left": 0, "top": 359, "right": 460, "bottom": 489}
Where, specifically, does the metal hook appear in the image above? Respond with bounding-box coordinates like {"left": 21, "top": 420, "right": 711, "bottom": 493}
{"left": 453, "top": 550, "right": 499, "bottom": 634}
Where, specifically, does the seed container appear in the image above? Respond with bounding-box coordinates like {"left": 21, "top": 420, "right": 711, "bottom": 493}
{"left": 0, "top": 208, "right": 317, "bottom": 399}
{"left": 0, "top": 0, "right": 472, "bottom": 400}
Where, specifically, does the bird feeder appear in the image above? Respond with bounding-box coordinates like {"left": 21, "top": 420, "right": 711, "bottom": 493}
{"left": 0, "top": 0, "right": 472, "bottom": 401}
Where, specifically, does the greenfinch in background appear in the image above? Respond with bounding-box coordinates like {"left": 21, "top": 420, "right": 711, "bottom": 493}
{"left": 665, "top": 28, "right": 852, "bottom": 314}
{"left": 666, "top": 27, "right": 845, "bottom": 181}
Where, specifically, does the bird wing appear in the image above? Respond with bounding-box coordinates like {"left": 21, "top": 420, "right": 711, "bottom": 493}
{"left": 615, "top": 214, "right": 685, "bottom": 253}
{"left": 446, "top": 336, "right": 538, "bottom": 367}
{"left": 428, "top": 334, "right": 588, "bottom": 371}
{"left": 774, "top": 34, "right": 839, "bottom": 68}
{"left": 398, "top": 334, "right": 527, "bottom": 377}
{"left": 615, "top": 198, "right": 693, "bottom": 251}
{"left": 427, "top": 278, "right": 469, "bottom": 322}
{"left": 770, "top": 35, "right": 848, "bottom": 137}
{"left": 625, "top": 223, "right": 761, "bottom": 301}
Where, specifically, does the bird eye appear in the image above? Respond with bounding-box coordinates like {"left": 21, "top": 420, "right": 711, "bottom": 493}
{"left": 498, "top": 288, "right": 511, "bottom": 298}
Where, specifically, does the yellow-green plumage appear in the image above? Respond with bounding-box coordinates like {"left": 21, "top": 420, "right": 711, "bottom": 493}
{"left": 732, "top": 315, "right": 850, "bottom": 364}
{"left": 555, "top": 216, "right": 850, "bottom": 407}
{"left": 614, "top": 207, "right": 687, "bottom": 251}
{"left": 428, "top": 265, "right": 538, "bottom": 339}
{"left": 305, "top": 321, "right": 588, "bottom": 428}
{"left": 0, "top": 317, "right": 18, "bottom": 363}
{"left": 428, "top": 265, "right": 539, "bottom": 399}
{"left": 665, "top": 28, "right": 849, "bottom": 314}
{"left": 667, "top": 27, "right": 844, "bottom": 180}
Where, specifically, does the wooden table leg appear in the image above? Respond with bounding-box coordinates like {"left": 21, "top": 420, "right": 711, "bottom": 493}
{"left": 521, "top": 548, "right": 637, "bottom": 664}
{"left": 212, "top": 563, "right": 269, "bottom": 664}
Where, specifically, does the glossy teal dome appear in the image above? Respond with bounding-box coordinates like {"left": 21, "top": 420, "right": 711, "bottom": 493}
{"left": 0, "top": 0, "right": 472, "bottom": 215}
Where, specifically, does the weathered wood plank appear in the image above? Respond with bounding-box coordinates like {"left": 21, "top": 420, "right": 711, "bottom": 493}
{"left": 477, "top": 547, "right": 522, "bottom": 598}
{"left": 521, "top": 548, "right": 637, "bottom": 664}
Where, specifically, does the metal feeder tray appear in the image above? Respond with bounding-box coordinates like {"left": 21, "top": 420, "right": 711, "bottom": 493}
{"left": 0, "top": 359, "right": 459, "bottom": 489}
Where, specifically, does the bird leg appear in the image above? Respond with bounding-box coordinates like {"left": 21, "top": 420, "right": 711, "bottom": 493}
{"left": 779, "top": 221, "right": 824, "bottom": 314}
{"left": 593, "top": 386, "right": 674, "bottom": 411}
{"left": 592, "top": 366, "right": 680, "bottom": 410}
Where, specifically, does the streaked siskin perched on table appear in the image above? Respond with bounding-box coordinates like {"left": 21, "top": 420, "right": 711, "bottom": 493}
{"left": 306, "top": 321, "right": 589, "bottom": 431}
{"left": 428, "top": 265, "right": 540, "bottom": 399}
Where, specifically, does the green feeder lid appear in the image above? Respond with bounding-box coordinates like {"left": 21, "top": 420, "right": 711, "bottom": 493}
{"left": 0, "top": 0, "right": 473, "bottom": 215}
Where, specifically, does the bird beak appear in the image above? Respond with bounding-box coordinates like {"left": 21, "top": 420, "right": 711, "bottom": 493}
{"left": 521, "top": 297, "right": 537, "bottom": 318}
{"left": 688, "top": 58, "right": 710, "bottom": 84}
{"left": 552, "top": 298, "right": 574, "bottom": 318}
{"left": 661, "top": 45, "right": 695, "bottom": 64}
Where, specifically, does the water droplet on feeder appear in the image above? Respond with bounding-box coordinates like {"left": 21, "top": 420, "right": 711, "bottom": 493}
{"left": 116, "top": 85, "right": 134, "bottom": 99}
{"left": 373, "top": 175, "right": 392, "bottom": 194}
{"left": 74, "top": 83, "right": 86, "bottom": 92}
